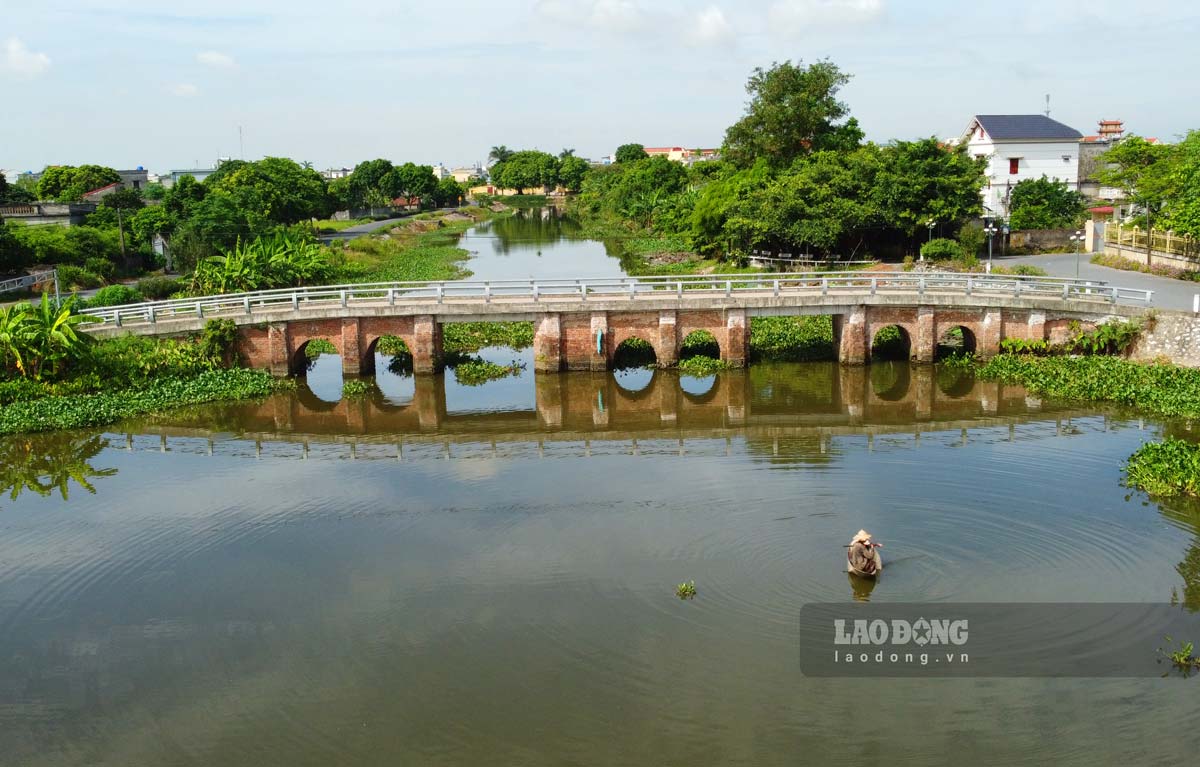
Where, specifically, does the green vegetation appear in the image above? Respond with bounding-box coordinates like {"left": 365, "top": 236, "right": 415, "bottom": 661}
{"left": 1007, "top": 177, "right": 1087, "bottom": 230}
{"left": 1091, "top": 252, "right": 1200, "bottom": 282}
{"left": 871, "top": 325, "right": 909, "bottom": 360}
{"left": 612, "top": 337, "right": 657, "bottom": 369}
{"left": 1158, "top": 637, "right": 1200, "bottom": 676}
{"left": 1099, "top": 132, "right": 1200, "bottom": 237}
{"left": 571, "top": 60, "right": 984, "bottom": 266}
{"left": 189, "top": 230, "right": 334, "bottom": 295}
{"left": 137, "top": 275, "right": 184, "bottom": 300}
{"left": 920, "top": 238, "right": 966, "bottom": 261}
{"left": 675, "top": 581, "right": 697, "bottom": 600}
{"left": 993, "top": 319, "right": 1143, "bottom": 358}
{"left": 443, "top": 322, "right": 534, "bottom": 353}
{"left": 335, "top": 209, "right": 491, "bottom": 283}
{"left": 341, "top": 379, "right": 374, "bottom": 398}
{"left": 678, "top": 356, "right": 730, "bottom": 376}
{"left": 304, "top": 338, "right": 337, "bottom": 359}
{"left": 978, "top": 355, "right": 1200, "bottom": 419}
{"left": 36, "top": 165, "right": 122, "bottom": 202}
{"left": 0, "top": 294, "right": 95, "bottom": 381}
{"left": 375, "top": 335, "right": 410, "bottom": 357}
{"left": 1126, "top": 439, "right": 1200, "bottom": 498}
{"left": 0, "top": 369, "right": 281, "bottom": 435}
{"left": 749, "top": 316, "right": 835, "bottom": 362}
{"left": 991, "top": 264, "right": 1049, "bottom": 277}
{"left": 313, "top": 218, "right": 371, "bottom": 233}
{"left": 84, "top": 284, "right": 142, "bottom": 308}
{"left": 452, "top": 358, "right": 525, "bottom": 386}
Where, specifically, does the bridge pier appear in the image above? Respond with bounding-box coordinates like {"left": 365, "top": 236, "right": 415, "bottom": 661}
{"left": 534, "top": 313, "right": 564, "bottom": 372}
{"left": 535, "top": 373, "right": 565, "bottom": 427}
{"left": 835, "top": 308, "right": 868, "bottom": 365}
{"left": 414, "top": 374, "right": 445, "bottom": 430}
{"left": 723, "top": 309, "right": 749, "bottom": 368}
{"left": 657, "top": 311, "right": 679, "bottom": 367}
{"left": 412, "top": 315, "right": 444, "bottom": 374}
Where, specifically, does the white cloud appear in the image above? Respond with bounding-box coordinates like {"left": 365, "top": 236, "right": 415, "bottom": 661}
{"left": 170, "top": 83, "right": 199, "bottom": 97}
{"left": 687, "top": 5, "right": 735, "bottom": 46}
{"left": 2, "top": 37, "right": 51, "bottom": 78}
{"left": 534, "top": 0, "right": 647, "bottom": 33}
{"left": 770, "top": 0, "right": 884, "bottom": 28}
{"left": 196, "top": 50, "right": 236, "bottom": 69}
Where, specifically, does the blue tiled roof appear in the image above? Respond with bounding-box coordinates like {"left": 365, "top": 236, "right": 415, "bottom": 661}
{"left": 975, "top": 115, "right": 1082, "bottom": 140}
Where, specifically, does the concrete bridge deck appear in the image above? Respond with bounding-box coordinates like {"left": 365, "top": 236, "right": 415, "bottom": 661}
{"left": 82, "top": 272, "right": 1154, "bottom": 372}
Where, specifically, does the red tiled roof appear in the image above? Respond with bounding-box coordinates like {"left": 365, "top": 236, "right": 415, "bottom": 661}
{"left": 83, "top": 181, "right": 121, "bottom": 196}
{"left": 1088, "top": 206, "right": 1114, "bottom": 214}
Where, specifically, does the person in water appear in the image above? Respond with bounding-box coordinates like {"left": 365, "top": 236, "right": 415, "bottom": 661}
{"left": 847, "top": 529, "right": 882, "bottom": 577}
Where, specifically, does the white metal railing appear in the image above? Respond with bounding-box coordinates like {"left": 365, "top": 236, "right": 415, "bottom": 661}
{"left": 81, "top": 272, "right": 1153, "bottom": 330}
{"left": 0, "top": 269, "right": 57, "bottom": 296}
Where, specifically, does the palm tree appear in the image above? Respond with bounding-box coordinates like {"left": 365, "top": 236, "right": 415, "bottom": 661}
{"left": 559, "top": 148, "right": 575, "bottom": 159}
{"left": 488, "top": 145, "right": 514, "bottom": 166}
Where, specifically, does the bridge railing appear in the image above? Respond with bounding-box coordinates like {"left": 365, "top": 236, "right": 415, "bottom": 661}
{"left": 82, "top": 272, "right": 1153, "bottom": 329}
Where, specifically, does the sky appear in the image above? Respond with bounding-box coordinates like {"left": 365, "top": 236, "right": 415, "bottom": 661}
{"left": 2, "top": 0, "right": 1198, "bottom": 174}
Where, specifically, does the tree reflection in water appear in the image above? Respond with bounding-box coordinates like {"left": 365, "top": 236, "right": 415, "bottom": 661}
{"left": 0, "top": 433, "right": 116, "bottom": 504}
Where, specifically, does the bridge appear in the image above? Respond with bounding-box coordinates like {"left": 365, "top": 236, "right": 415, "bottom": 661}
{"left": 82, "top": 272, "right": 1154, "bottom": 375}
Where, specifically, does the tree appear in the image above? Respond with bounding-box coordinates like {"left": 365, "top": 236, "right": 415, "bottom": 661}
{"left": 0, "top": 172, "right": 8, "bottom": 204}
{"left": 205, "top": 157, "right": 331, "bottom": 225}
{"left": 347, "top": 159, "right": 394, "bottom": 209}
{"left": 722, "top": 60, "right": 863, "bottom": 169}
{"left": 873, "top": 139, "right": 985, "bottom": 239}
{"left": 383, "top": 163, "right": 438, "bottom": 206}
{"left": 100, "top": 187, "right": 145, "bottom": 211}
{"left": 491, "top": 151, "right": 559, "bottom": 193}
{"left": 489, "top": 145, "right": 514, "bottom": 165}
{"left": 614, "top": 143, "right": 648, "bottom": 164}
{"left": 558, "top": 155, "right": 590, "bottom": 193}
{"left": 559, "top": 148, "right": 576, "bottom": 159}
{"left": 1007, "top": 176, "right": 1087, "bottom": 230}
{"left": 0, "top": 220, "right": 28, "bottom": 271}
{"left": 141, "top": 182, "right": 167, "bottom": 201}
{"left": 433, "top": 177, "right": 466, "bottom": 207}
{"left": 37, "top": 165, "right": 122, "bottom": 202}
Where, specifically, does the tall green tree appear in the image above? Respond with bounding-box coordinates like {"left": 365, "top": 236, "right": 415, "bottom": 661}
{"left": 722, "top": 60, "right": 863, "bottom": 169}
{"left": 347, "top": 159, "right": 395, "bottom": 209}
{"left": 492, "top": 151, "right": 559, "bottom": 193}
{"left": 205, "top": 157, "right": 331, "bottom": 224}
{"left": 1007, "top": 176, "right": 1087, "bottom": 230}
{"left": 873, "top": 139, "right": 985, "bottom": 238}
{"left": 558, "top": 155, "right": 590, "bottom": 193}
{"left": 37, "top": 165, "right": 123, "bottom": 202}
{"left": 614, "top": 143, "right": 648, "bottom": 164}
{"left": 383, "top": 163, "right": 437, "bottom": 205}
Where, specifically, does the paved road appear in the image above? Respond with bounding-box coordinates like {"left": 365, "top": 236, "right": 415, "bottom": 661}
{"left": 318, "top": 216, "right": 413, "bottom": 244}
{"left": 995, "top": 252, "right": 1199, "bottom": 311}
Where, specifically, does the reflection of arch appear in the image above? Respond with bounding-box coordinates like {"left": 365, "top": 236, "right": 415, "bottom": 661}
{"left": 612, "top": 336, "right": 657, "bottom": 370}
{"left": 869, "top": 361, "right": 911, "bottom": 402}
{"left": 679, "top": 373, "right": 719, "bottom": 403}
{"left": 936, "top": 325, "right": 978, "bottom": 359}
{"left": 679, "top": 329, "right": 721, "bottom": 361}
{"left": 936, "top": 365, "right": 976, "bottom": 398}
{"left": 870, "top": 325, "right": 911, "bottom": 361}
{"left": 295, "top": 382, "right": 342, "bottom": 411}
{"left": 613, "top": 366, "right": 657, "bottom": 397}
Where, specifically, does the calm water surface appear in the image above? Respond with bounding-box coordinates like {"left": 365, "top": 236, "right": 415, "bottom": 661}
{"left": 3, "top": 358, "right": 1200, "bottom": 766}
{"left": 456, "top": 206, "right": 630, "bottom": 281}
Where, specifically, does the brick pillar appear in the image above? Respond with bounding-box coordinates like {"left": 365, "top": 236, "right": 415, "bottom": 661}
{"left": 657, "top": 310, "right": 678, "bottom": 367}
{"left": 412, "top": 315, "right": 444, "bottom": 374}
{"left": 533, "top": 313, "right": 563, "bottom": 372}
{"left": 914, "top": 307, "right": 936, "bottom": 364}
{"left": 980, "top": 380, "right": 1000, "bottom": 415}
{"left": 659, "top": 382, "right": 677, "bottom": 424}
{"left": 269, "top": 323, "right": 292, "bottom": 376}
{"left": 722, "top": 309, "right": 749, "bottom": 368}
{"left": 836, "top": 308, "right": 868, "bottom": 365}
{"left": 272, "top": 391, "right": 294, "bottom": 431}
{"left": 341, "top": 318, "right": 362, "bottom": 376}
{"left": 978, "top": 310, "right": 1003, "bottom": 358}
{"left": 1027, "top": 311, "right": 1047, "bottom": 343}
{"left": 413, "top": 373, "right": 444, "bottom": 431}
{"left": 589, "top": 312, "right": 608, "bottom": 371}
{"left": 344, "top": 396, "right": 367, "bottom": 432}
{"left": 535, "top": 373, "right": 564, "bottom": 428}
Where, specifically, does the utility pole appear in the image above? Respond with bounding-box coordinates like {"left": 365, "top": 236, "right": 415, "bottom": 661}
{"left": 117, "top": 206, "right": 128, "bottom": 265}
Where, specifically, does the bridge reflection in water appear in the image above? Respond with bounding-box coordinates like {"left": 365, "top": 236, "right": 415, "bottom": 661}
{"left": 127, "top": 363, "right": 1111, "bottom": 458}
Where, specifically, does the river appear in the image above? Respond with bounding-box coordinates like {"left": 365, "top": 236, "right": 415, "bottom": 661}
{"left": 2, "top": 210, "right": 1199, "bottom": 765}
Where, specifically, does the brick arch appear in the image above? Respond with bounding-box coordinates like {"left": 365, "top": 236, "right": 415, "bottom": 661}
{"left": 676, "top": 310, "right": 727, "bottom": 360}
{"left": 866, "top": 322, "right": 916, "bottom": 362}
{"left": 606, "top": 311, "right": 664, "bottom": 365}
{"left": 287, "top": 319, "right": 347, "bottom": 375}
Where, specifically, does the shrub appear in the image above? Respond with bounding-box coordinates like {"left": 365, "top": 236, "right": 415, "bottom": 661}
{"left": 137, "top": 275, "right": 183, "bottom": 300}
{"left": 85, "top": 284, "right": 143, "bottom": 308}
{"left": 56, "top": 265, "right": 102, "bottom": 290}
{"left": 84, "top": 257, "right": 115, "bottom": 279}
{"left": 189, "top": 231, "right": 334, "bottom": 295}
{"left": 957, "top": 224, "right": 985, "bottom": 257}
{"left": 1125, "top": 438, "right": 1200, "bottom": 498}
{"left": 920, "top": 237, "right": 966, "bottom": 262}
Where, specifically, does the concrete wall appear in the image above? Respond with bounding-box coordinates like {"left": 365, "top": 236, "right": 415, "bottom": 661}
{"left": 1130, "top": 312, "right": 1200, "bottom": 367}
{"left": 1104, "top": 242, "right": 1200, "bottom": 273}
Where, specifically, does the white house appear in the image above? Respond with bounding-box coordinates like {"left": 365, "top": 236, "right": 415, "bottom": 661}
{"left": 960, "top": 115, "right": 1083, "bottom": 219}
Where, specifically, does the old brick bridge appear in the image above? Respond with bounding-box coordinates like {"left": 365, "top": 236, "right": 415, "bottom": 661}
{"left": 85, "top": 272, "right": 1153, "bottom": 375}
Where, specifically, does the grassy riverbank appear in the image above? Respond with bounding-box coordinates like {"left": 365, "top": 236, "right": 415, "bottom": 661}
{"left": 334, "top": 208, "right": 494, "bottom": 283}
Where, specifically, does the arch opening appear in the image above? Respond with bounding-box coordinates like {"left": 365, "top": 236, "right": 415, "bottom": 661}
{"left": 870, "top": 325, "right": 911, "bottom": 362}
{"left": 870, "top": 360, "right": 911, "bottom": 402}
{"left": 371, "top": 335, "right": 416, "bottom": 406}
{"left": 612, "top": 337, "right": 657, "bottom": 370}
{"left": 679, "top": 329, "right": 721, "bottom": 362}
{"left": 295, "top": 338, "right": 342, "bottom": 402}
{"left": 935, "top": 325, "right": 977, "bottom": 361}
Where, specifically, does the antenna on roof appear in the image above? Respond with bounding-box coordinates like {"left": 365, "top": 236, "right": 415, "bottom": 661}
{"left": 1044, "top": 94, "right": 1051, "bottom": 118}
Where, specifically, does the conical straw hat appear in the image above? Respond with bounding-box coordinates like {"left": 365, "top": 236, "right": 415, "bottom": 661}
{"left": 851, "top": 529, "right": 873, "bottom": 543}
